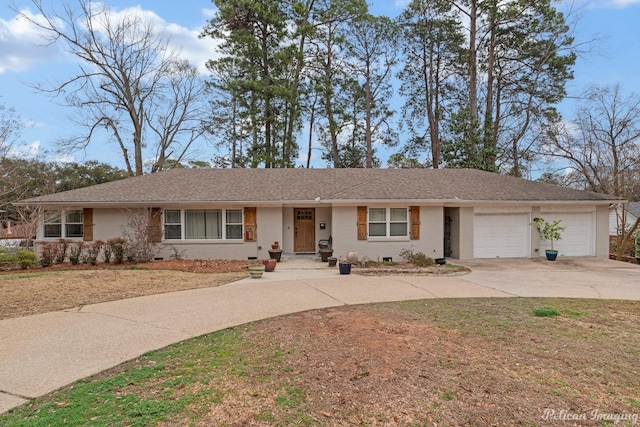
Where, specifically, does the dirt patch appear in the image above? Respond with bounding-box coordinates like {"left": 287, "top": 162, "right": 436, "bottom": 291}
{"left": 66, "top": 299, "right": 639, "bottom": 427}
{"left": 182, "top": 301, "right": 640, "bottom": 425}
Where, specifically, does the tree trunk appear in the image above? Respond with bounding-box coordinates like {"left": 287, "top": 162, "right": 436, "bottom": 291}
{"left": 250, "top": 90, "right": 259, "bottom": 168}
{"left": 323, "top": 35, "right": 340, "bottom": 167}
{"left": 484, "top": 20, "right": 496, "bottom": 168}
{"left": 284, "top": 0, "right": 314, "bottom": 167}
{"left": 365, "top": 92, "right": 372, "bottom": 167}
{"left": 307, "top": 94, "right": 317, "bottom": 169}
{"left": 468, "top": 0, "right": 478, "bottom": 137}
{"left": 423, "top": 42, "right": 440, "bottom": 168}
{"left": 617, "top": 215, "right": 640, "bottom": 261}
{"left": 265, "top": 98, "right": 272, "bottom": 168}
{"left": 365, "top": 60, "right": 373, "bottom": 168}
{"left": 231, "top": 91, "right": 238, "bottom": 168}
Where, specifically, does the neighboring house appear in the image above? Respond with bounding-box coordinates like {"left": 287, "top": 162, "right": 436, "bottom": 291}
{"left": 0, "top": 214, "right": 35, "bottom": 247}
{"left": 16, "top": 168, "right": 622, "bottom": 260}
{"left": 609, "top": 202, "right": 640, "bottom": 236}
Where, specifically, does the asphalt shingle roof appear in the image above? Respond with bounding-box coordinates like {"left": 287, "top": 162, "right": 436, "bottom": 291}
{"left": 627, "top": 202, "right": 640, "bottom": 218}
{"left": 18, "top": 168, "right": 621, "bottom": 206}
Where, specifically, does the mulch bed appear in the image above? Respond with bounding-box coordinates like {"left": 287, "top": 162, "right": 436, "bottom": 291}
{"left": 0, "top": 259, "right": 252, "bottom": 274}
{"left": 352, "top": 262, "right": 469, "bottom": 276}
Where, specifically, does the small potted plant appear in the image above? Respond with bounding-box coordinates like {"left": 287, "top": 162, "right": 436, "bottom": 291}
{"left": 268, "top": 241, "right": 282, "bottom": 261}
{"left": 533, "top": 217, "right": 565, "bottom": 261}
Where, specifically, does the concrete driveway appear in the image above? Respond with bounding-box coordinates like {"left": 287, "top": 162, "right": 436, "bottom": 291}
{"left": 1, "top": 256, "right": 639, "bottom": 414}
{"left": 456, "top": 257, "right": 640, "bottom": 300}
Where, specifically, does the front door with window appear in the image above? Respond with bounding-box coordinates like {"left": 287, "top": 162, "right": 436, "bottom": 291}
{"left": 294, "top": 208, "right": 315, "bottom": 252}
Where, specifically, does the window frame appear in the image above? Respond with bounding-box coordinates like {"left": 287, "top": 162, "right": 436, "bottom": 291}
{"left": 368, "top": 208, "right": 388, "bottom": 237}
{"left": 65, "top": 210, "right": 84, "bottom": 238}
{"left": 43, "top": 210, "right": 62, "bottom": 238}
{"left": 43, "top": 209, "right": 84, "bottom": 239}
{"left": 225, "top": 209, "right": 244, "bottom": 240}
{"left": 163, "top": 208, "right": 244, "bottom": 241}
{"left": 389, "top": 208, "right": 408, "bottom": 237}
{"left": 367, "top": 207, "right": 410, "bottom": 240}
{"left": 163, "top": 209, "right": 182, "bottom": 240}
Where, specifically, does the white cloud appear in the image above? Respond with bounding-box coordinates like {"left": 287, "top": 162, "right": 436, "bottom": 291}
{"left": 23, "top": 119, "right": 42, "bottom": 128}
{"left": 161, "top": 22, "right": 222, "bottom": 74}
{"left": 608, "top": 0, "right": 640, "bottom": 6}
{"left": 6, "top": 140, "right": 40, "bottom": 158}
{"left": 0, "top": 11, "right": 67, "bottom": 73}
{"left": 0, "top": 4, "right": 221, "bottom": 75}
{"left": 51, "top": 152, "right": 76, "bottom": 163}
{"left": 574, "top": 0, "right": 640, "bottom": 8}
{"left": 202, "top": 8, "right": 217, "bottom": 19}
{"left": 100, "top": 5, "right": 222, "bottom": 74}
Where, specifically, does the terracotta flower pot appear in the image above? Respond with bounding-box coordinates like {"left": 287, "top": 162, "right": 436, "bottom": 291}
{"left": 319, "top": 249, "right": 333, "bottom": 262}
{"left": 263, "top": 258, "right": 277, "bottom": 272}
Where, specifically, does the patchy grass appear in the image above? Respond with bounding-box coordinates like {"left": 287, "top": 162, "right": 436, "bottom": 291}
{"left": 0, "top": 269, "right": 247, "bottom": 320}
{"left": 2, "top": 298, "right": 639, "bottom": 426}
{"left": 532, "top": 306, "right": 561, "bottom": 317}
{"left": 0, "top": 271, "right": 61, "bottom": 281}
{"left": 444, "top": 263, "right": 467, "bottom": 269}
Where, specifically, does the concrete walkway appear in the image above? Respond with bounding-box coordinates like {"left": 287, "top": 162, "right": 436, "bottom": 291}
{"left": 1, "top": 256, "right": 639, "bottom": 413}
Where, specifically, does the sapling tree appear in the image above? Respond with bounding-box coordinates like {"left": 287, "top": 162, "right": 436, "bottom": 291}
{"left": 533, "top": 217, "right": 565, "bottom": 251}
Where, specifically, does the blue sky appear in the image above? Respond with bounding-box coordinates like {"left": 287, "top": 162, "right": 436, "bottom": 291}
{"left": 1, "top": 0, "right": 639, "bottom": 171}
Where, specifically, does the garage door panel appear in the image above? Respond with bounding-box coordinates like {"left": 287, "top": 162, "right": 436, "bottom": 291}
{"left": 539, "top": 213, "right": 594, "bottom": 257}
{"left": 474, "top": 214, "right": 530, "bottom": 258}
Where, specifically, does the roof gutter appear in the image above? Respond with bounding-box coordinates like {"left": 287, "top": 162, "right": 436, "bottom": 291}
{"left": 15, "top": 198, "right": 624, "bottom": 208}
{"left": 327, "top": 199, "right": 622, "bottom": 206}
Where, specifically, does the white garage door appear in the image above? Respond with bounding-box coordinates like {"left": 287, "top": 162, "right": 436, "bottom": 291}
{"left": 474, "top": 213, "right": 530, "bottom": 258}
{"left": 539, "top": 212, "right": 594, "bottom": 257}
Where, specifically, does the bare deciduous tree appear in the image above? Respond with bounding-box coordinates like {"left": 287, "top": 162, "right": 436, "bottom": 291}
{"left": 146, "top": 59, "right": 209, "bottom": 173}
{"left": 12, "top": 0, "right": 208, "bottom": 176}
{"left": 541, "top": 84, "right": 640, "bottom": 197}
{"left": 0, "top": 102, "right": 29, "bottom": 215}
{"left": 541, "top": 84, "right": 640, "bottom": 259}
{"left": 0, "top": 100, "right": 22, "bottom": 161}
